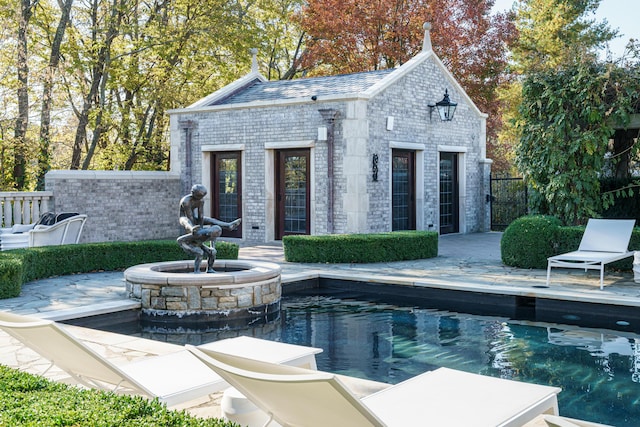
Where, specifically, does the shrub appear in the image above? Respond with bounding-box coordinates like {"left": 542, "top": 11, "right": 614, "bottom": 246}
{"left": 0, "top": 365, "right": 235, "bottom": 426}
{"left": 0, "top": 240, "right": 239, "bottom": 300}
{"left": 502, "top": 216, "right": 640, "bottom": 270}
{"left": 283, "top": 231, "right": 438, "bottom": 263}
{"left": 0, "top": 255, "right": 22, "bottom": 298}
{"left": 501, "top": 215, "right": 562, "bottom": 269}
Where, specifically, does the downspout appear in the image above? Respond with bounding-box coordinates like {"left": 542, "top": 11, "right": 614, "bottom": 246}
{"left": 180, "top": 119, "right": 195, "bottom": 195}
{"left": 319, "top": 109, "right": 339, "bottom": 234}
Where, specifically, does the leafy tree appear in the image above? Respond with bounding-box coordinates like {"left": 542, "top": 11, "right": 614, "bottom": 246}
{"left": 0, "top": 0, "right": 300, "bottom": 183}
{"left": 254, "top": 0, "right": 307, "bottom": 80}
{"left": 295, "top": 0, "right": 515, "bottom": 166}
{"left": 495, "top": 0, "right": 617, "bottom": 174}
{"left": 515, "top": 60, "right": 640, "bottom": 225}
{"left": 13, "top": 0, "right": 38, "bottom": 190}
{"left": 511, "top": 0, "right": 616, "bottom": 73}
{"left": 36, "top": 0, "right": 73, "bottom": 189}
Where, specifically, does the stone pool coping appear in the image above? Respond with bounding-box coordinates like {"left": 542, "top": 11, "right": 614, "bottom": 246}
{"left": 124, "top": 259, "right": 281, "bottom": 285}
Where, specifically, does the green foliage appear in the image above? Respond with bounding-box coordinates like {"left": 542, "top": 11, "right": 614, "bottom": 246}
{"left": 498, "top": 0, "right": 619, "bottom": 176}
{"left": 501, "top": 215, "right": 640, "bottom": 270}
{"left": 501, "top": 215, "right": 562, "bottom": 269}
{"left": 0, "top": 240, "right": 239, "bottom": 300}
{"left": 511, "top": 0, "right": 615, "bottom": 73}
{"left": 0, "top": 255, "right": 22, "bottom": 298}
{"left": 601, "top": 178, "right": 640, "bottom": 222}
{"left": 283, "top": 231, "right": 438, "bottom": 263}
{"left": 0, "top": 0, "right": 309, "bottom": 185}
{"left": 0, "top": 365, "right": 236, "bottom": 426}
{"left": 515, "top": 60, "right": 630, "bottom": 225}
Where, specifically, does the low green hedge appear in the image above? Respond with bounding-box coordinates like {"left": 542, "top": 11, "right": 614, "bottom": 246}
{"left": 0, "top": 240, "right": 239, "bottom": 300}
{"left": 283, "top": 231, "right": 438, "bottom": 263}
{"left": 0, "top": 365, "right": 236, "bottom": 426}
{"left": 500, "top": 215, "right": 562, "bottom": 269}
{"left": 501, "top": 215, "right": 640, "bottom": 270}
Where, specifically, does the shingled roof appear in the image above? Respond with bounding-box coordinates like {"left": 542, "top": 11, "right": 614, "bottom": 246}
{"left": 209, "top": 69, "right": 396, "bottom": 106}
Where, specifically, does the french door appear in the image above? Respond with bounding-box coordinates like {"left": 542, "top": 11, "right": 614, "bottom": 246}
{"left": 392, "top": 150, "right": 416, "bottom": 231}
{"left": 439, "top": 152, "right": 459, "bottom": 234}
{"left": 275, "top": 149, "right": 310, "bottom": 239}
{"left": 210, "top": 151, "right": 242, "bottom": 238}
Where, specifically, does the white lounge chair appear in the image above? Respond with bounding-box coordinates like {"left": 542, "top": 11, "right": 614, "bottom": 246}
{"left": 0, "top": 312, "right": 322, "bottom": 407}
{"left": 546, "top": 219, "right": 636, "bottom": 290}
{"left": 0, "top": 213, "right": 87, "bottom": 250}
{"left": 29, "top": 214, "right": 87, "bottom": 247}
{"left": 523, "top": 414, "right": 612, "bottom": 427}
{"left": 186, "top": 345, "right": 561, "bottom": 427}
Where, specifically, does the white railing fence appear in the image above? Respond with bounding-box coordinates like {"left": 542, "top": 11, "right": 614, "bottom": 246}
{"left": 0, "top": 192, "right": 54, "bottom": 228}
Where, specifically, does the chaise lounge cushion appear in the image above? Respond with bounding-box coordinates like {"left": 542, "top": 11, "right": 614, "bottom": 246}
{"left": 0, "top": 213, "right": 87, "bottom": 250}
{"left": 186, "top": 345, "right": 561, "bottom": 427}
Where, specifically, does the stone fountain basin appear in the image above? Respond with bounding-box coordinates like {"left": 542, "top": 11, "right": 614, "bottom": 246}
{"left": 124, "top": 259, "right": 282, "bottom": 324}
{"left": 125, "top": 259, "right": 281, "bottom": 285}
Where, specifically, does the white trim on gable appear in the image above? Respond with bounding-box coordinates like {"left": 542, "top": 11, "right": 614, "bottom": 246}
{"left": 428, "top": 54, "right": 487, "bottom": 119}
{"left": 188, "top": 71, "right": 268, "bottom": 109}
{"left": 363, "top": 50, "right": 486, "bottom": 119}
{"left": 168, "top": 94, "right": 371, "bottom": 115}
{"left": 169, "top": 45, "right": 486, "bottom": 119}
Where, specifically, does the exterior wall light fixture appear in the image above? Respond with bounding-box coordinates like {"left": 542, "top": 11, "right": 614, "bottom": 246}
{"left": 428, "top": 89, "right": 457, "bottom": 121}
{"left": 372, "top": 154, "right": 379, "bottom": 181}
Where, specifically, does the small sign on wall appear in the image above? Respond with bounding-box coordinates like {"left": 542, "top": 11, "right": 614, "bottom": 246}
{"left": 318, "top": 127, "right": 327, "bottom": 141}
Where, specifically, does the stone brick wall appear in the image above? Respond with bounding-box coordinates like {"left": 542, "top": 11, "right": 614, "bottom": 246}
{"left": 365, "top": 57, "right": 489, "bottom": 233}
{"left": 169, "top": 52, "right": 491, "bottom": 243}
{"left": 45, "top": 170, "right": 182, "bottom": 243}
{"left": 171, "top": 102, "right": 347, "bottom": 243}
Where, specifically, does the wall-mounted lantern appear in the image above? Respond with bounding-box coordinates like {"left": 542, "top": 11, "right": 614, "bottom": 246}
{"left": 428, "top": 89, "right": 457, "bottom": 121}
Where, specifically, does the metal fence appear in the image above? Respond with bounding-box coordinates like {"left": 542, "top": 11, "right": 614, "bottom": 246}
{"left": 490, "top": 175, "right": 528, "bottom": 231}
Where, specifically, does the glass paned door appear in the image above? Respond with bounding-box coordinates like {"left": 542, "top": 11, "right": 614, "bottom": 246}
{"left": 276, "top": 149, "right": 310, "bottom": 239}
{"left": 439, "top": 152, "right": 459, "bottom": 234}
{"left": 392, "top": 150, "right": 416, "bottom": 231}
{"left": 211, "top": 152, "right": 242, "bottom": 238}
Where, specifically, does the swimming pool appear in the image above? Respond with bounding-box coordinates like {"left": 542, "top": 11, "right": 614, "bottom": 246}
{"left": 68, "top": 289, "right": 640, "bottom": 426}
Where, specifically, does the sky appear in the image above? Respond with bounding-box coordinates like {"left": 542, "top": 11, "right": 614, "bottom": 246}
{"left": 491, "top": 0, "right": 640, "bottom": 59}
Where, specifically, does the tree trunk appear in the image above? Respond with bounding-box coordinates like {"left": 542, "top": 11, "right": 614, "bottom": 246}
{"left": 14, "top": 0, "right": 35, "bottom": 190}
{"left": 71, "top": 0, "right": 121, "bottom": 169}
{"left": 38, "top": 0, "right": 74, "bottom": 189}
{"left": 612, "top": 129, "right": 636, "bottom": 180}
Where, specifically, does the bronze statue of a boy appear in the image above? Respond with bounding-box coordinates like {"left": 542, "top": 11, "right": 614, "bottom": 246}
{"left": 177, "top": 184, "right": 241, "bottom": 273}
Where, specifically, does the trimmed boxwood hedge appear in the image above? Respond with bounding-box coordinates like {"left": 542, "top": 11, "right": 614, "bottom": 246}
{"left": 501, "top": 215, "right": 640, "bottom": 270}
{"left": 283, "top": 231, "right": 438, "bottom": 263}
{"left": 0, "top": 365, "right": 236, "bottom": 426}
{"left": 500, "top": 215, "right": 562, "bottom": 269}
{"left": 0, "top": 240, "right": 239, "bottom": 300}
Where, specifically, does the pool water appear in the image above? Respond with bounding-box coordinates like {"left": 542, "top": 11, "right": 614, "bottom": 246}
{"left": 75, "top": 291, "right": 640, "bottom": 426}
{"left": 278, "top": 293, "right": 640, "bottom": 427}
